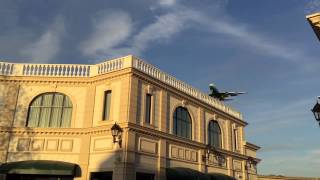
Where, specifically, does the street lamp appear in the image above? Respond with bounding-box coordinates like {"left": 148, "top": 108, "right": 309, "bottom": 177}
{"left": 111, "top": 123, "right": 123, "bottom": 147}
{"left": 311, "top": 97, "right": 320, "bottom": 126}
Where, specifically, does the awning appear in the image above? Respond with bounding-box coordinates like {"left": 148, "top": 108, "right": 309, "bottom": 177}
{"left": 208, "top": 173, "right": 237, "bottom": 180}
{"left": 166, "top": 168, "right": 210, "bottom": 180}
{"left": 0, "top": 160, "right": 79, "bottom": 176}
{"left": 166, "top": 167, "right": 236, "bottom": 180}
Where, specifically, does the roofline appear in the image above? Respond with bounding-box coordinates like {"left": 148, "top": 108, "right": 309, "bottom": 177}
{"left": 306, "top": 12, "right": 320, "bottom": 41}
{"left": 245, "top": 141, "right": 261, "bottom": 150}
{"left": 0, "top": 55, "right": 244, "bottom": 121}
{"left": 306, "top": 12, "right": 320, "bottom": 19}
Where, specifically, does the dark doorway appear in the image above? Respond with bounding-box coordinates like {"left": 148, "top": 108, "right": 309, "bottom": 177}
{"left": 90, "top": 171, "right": 112, "bottom": 180}
{"left": 136, "top": 172, "right": 154, "bottom": 180}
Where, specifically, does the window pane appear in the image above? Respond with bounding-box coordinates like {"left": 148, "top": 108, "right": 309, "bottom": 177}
{"left": 145, "top": 94, "right": 152, "bottom": 124}
{"left": 173, "top": 116, "right": 177, "bottom": 134}
{"left": 27, "top": 107, "right": 40, "bottom": 127}
{"left": 53, "top": 94, "right": 64, "bottom": 107}
{"left": 42, "top": 94, "right": 53, "bottom": 106}
{"left": 63, "top": 96, "right": 72, "bottom": 107}
{"left": 234, "top": 129, "right": 238, "bottom": 150}
{"left": 50, "top": 107, "right": 62, "bottom": 127}
{"left": 31, "top": 96, "right": 42, "bottom": 107}
{"left": 182, "top": 111, "right": 187, "bottom": 122}
{"left": 39, "top": 107, "right": 51, "bottom": 127}
{"left": 103, "top": 91, "right": 111, "bottom": 120}
{"left": 178, "top": 119, "right": 182, "bottom": 136}
{"left": 186, "top": 122, "right": 191, "bottom": 139}
{"left": 208, "top": 121, "right": 221, "bottom": 148}
{"left": 173, "top": 107, "right": 192, "bottom": 139}
{"left": 181, "top": 121, "right": 186, "bottom": 137}
{"left": 61, "top": 108, "right": 72, "bottom": 127}
{"left": 177, "top": 108, "right": 181, "bottom": 119}
{"left": 26, "top": 93, "right": 72, "bottom": 128}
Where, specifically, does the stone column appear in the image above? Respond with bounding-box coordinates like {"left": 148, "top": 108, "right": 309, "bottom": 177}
{"left": 113, "top": 129, "right": 136, "bottom": 180}
{"left": 159, "top": 90, "right": 167, "bottom": 133}
{"left": 77, "top": 135, "right": 91, "bottom": 180}
{"left": 158, "top": 139, "right": 167, "bottom": 180}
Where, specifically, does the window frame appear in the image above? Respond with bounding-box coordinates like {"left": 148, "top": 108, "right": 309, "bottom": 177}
{"left": 26, "top": 92, "right": 73, "bottom": 128}
{"left": 102, "top": 90, "right": 112, "bottom": 121}
{"left": 173, "top": 106, "right": 192, "bottom": 139}
{"left": 233, "top": 128, "right": 239, "bottom": 151}
{"left": 208, "top": 120, "right": 222, "bottom": 149}
{"left": 145, "top": 93, "right": 152, "bottom": 124}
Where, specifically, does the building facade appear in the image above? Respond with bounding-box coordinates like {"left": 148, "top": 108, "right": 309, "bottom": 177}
{"left": 306, "top": 12, "right": 320, "bottom": 41}
{"left": 0, "top": 55, "right": 260, "bottom": 180}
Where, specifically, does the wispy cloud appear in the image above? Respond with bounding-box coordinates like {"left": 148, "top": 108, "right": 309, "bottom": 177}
{"left": 80, "top": 0, "right": 317, "bottom": 66}
{"left": 190, "top": 12, "right": 313, "bottom": 63}
{"left": 131, "top": 10, "right": 192, "bottom": 54}
{"left": 80, "top": 11, "right": 133, "bottom": 59}
{"left": 305, "top": 0, "right": 320, "bottom": 14}
{"left": 158, "top": 0, "right": 178, "bottom": 7}
{"left": 20, "top": 17, "right": 65, "bottom": 63}
{"left": 80, "top": 7, "right": 199, "bottom": 59}
{"left": 245, "top": 98, "right": 312, "bottom": 135}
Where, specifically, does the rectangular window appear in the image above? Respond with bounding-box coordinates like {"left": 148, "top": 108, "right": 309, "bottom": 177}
{"left": 136, "top": 172, "right": 154, "bottom": 180}
{"left": 102, "top": 91, "right": 112, "bottom": 120}
{"left": 90, "top": 171, "right": 113, "bottom": 180}
{"left": 233, "top": 128, "right": 238, "bottom": 151}
{"left": 145, "top": 94, "right": 152, "bottom": 124}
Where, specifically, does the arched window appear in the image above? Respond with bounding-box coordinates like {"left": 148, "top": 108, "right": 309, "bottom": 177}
{"left": 208, "top": 120, "right": 222, "bottom": 148}
{"left": 27, "top": 93, "right": 72, "bottom": 128}
{"left": 173, "top": 107, "right": 192, "bottom": 139}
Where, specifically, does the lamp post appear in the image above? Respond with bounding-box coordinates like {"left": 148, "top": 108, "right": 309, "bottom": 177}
{"left": 111, "top": 123, "right": 123, "bottom": 148}
{"left": 311, "top": 97, "right": 320, "bottom": 126}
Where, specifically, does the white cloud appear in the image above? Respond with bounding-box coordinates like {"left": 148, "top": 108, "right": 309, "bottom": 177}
{"left": 131, "top": 11, "right": 190, "bottom": 54}
{"left": 305, "top": 0, "right": 320, "bottom": 14}
{"left": 190, "top": 13, "right": 309, "bottom": 63}
{"left": 81, "top": 2, "right": 316, "bottom": 66}
{"left": 80, "top": 11, "right": 132, "bottom": 59}
{"left": 158, "top": 0, "right": 178, "bottom": 7}
{"left": 80, "top": 9, "right": 197, "bottom": 59}
{"left": 20, "top": 17, "right": 65, "bottom": 63}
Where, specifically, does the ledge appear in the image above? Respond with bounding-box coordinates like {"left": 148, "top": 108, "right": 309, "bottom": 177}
{"left": 0, "top": 55, "right": 243, "bottom": 120}
{"left": 306, "top": 12, "right": 320, "bottom": 41}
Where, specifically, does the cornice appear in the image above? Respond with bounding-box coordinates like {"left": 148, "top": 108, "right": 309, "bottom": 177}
{"left": 245, "top": 141, "right": 261, "bottom": 150}
{"left": 1, "top": 55, "right": 243, "bottom": 121}
{"left": 0, "top": 123, "right": 255, "bottom": 161}
{"left": 131, "top": 69, "right": 248, "bottom": 126}
{"left": 0, "top": 68, "right": 132, "bottom": 86}
{"left": 127, "top": 122, "right": 250, "bottom": 160}
{"left": 0, "top": 124, "right": 126, "bottom": 136}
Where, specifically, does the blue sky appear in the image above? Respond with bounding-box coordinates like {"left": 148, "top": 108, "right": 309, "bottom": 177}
{"left": 1, "top": 0, "right": 320, "bottom": 177}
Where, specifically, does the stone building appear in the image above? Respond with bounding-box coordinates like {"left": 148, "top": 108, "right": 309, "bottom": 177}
{"left": 306, "top": 12, "right": 320, "bottom": 41}
{"left": 0, "top": 55, "right": 260, "bottom": 180}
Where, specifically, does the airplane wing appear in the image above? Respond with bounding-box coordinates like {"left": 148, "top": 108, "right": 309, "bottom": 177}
{"left": 223, "top": 92, "right": 246, "bottom": 96}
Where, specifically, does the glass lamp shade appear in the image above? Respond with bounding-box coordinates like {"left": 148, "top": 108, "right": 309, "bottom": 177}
{"left": 111, "top": 123, "right": 123, "bottom": 138}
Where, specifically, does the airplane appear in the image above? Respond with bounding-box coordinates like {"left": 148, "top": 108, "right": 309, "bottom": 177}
{"left": 208, "top": 83, "right": 246, "bottom": 101}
